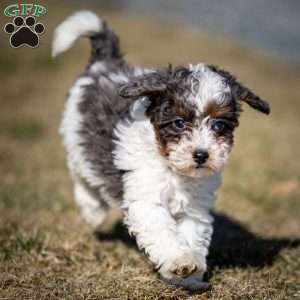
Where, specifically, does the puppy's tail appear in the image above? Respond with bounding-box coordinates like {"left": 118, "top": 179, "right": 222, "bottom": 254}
{"left": 52, "top": 11, "right": 121, "bottom": 62}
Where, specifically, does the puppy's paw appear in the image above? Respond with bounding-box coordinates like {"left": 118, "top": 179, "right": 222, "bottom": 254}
{"left": 173, "top": 262, "right": 197, "bottom": 278}
{"left": 159, "top": 253, "right": 207, "bottom": 287}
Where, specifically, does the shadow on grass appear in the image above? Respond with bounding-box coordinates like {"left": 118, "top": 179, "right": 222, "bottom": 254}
{"left": 208, "top": 213, "right": 300, "bottom": 272}
{"left": 94, "top": 221, "right": 137, "bottom": 249}
{"left": 94, "top": 212, "right": 300, "bottom": 271}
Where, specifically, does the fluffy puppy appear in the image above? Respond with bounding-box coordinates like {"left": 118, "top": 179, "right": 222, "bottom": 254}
{"left": 52, "top": 11, "right": 270, "bottom": 290}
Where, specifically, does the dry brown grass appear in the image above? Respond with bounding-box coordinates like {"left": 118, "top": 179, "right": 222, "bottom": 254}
{"left": 0, "top": 1, "right": 299, "bottom": 299}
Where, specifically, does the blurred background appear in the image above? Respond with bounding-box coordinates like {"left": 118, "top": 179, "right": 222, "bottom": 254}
{"left": 94, "top": 0, "right": 300, "bottom": 65}
{"left": 0, "top": 1, "right": 299, "bottom": 299}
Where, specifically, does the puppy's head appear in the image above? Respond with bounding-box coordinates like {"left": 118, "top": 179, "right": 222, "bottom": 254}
{"left": 119, "top": 64, "right": 270, "bottom": 177}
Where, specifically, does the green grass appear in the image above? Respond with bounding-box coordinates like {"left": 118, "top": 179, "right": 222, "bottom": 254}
{"left": 0, "top": 1, "right": 299, "bottom": 299}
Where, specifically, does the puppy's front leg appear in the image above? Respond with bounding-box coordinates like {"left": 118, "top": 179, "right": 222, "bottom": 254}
{"left": 123, "top": 201, "right": 203, "bottom": 285}
{"left": 175, "top": 212, "right": 214, "bottom": 285}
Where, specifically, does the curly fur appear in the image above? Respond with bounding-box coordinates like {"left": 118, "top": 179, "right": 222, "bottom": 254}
{"left": 53, "top": 11, "right": 270, "bottom": 291}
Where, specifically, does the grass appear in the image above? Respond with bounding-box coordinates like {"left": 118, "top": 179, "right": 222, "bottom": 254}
{"left": 0, "top": 1, "right": 299, "bottom": 299}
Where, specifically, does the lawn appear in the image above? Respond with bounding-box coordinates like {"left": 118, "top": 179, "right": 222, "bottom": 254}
{"left": 0, "top": 1, "right": 299, "bottom": 299}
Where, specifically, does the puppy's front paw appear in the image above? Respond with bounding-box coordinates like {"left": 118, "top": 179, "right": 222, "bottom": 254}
{"left": 159, "top": 253, "right": 207, "bottom": 290}
{"left": 173, "top": 262, "right": 197, "bottom": 278}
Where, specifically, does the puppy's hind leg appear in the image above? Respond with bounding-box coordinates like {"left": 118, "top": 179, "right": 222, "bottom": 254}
{"left": 73, "top": 178, "right": 109, "bottom": 228}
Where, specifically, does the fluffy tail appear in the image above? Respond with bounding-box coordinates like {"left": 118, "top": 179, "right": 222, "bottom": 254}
{"left": 52, "top": 11, "right": 121, "bottom": 62}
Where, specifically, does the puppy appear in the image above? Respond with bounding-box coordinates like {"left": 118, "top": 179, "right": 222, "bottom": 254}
{"left": 52, "top": 11, "right": 270, "bottom": 290}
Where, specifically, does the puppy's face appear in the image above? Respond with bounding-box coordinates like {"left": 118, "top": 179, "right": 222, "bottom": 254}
{"left": 120, "top": 64, "right": 270, "bottom": 177}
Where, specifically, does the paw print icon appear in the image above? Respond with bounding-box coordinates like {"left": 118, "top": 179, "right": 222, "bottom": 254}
{"left": 4, "top": 16, "right": 45, "bottom": 48}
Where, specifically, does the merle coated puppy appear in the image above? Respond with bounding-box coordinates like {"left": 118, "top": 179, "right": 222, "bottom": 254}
{"left": 52, "top": 11, "right": 270, "bottom": 290}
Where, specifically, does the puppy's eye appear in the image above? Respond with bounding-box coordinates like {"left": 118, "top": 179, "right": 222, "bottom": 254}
{"left": 173, "top": 119, "right": 186, "bottom": 131}
{"left": 211, "top": 120, "right": 227, "bottom": 134}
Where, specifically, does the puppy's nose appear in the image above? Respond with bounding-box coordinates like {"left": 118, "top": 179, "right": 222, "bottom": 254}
{"left": 193, "top": 149, "right": 209, "bottom": 165}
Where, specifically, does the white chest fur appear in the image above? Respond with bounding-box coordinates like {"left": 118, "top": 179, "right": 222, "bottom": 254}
{"left": 113, "top": 117, "right": 221, "bottom": 216}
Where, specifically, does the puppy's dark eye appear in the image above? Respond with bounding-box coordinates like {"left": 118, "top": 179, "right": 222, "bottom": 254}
{"left": 173, "top": 119, "right": 186, "bottom": 131}
{"left": 211, "top": 120, "right": 227, "bottom": 134}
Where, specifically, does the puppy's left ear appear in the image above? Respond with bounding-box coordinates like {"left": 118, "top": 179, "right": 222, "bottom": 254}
{"left": 209, "top": 65, "right": 270, "bottom": 115}
{"left": 119, "top": 72, "right": 168, "bottom": 98}
{"left": 234, "top": 83, "right": 270, "bottom": 115}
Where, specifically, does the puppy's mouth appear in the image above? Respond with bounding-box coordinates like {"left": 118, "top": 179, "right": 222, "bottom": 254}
{"left": 195, "top": 160, "right": 221, "bottom": 175}
{"left": 194, "top": 158, "right": 213, "bottom": 170}
{"left": 195, "top": 164, "right": 206, "bottom": 169}
{"left": 172, "top": 163, "right": 218, "bottom": 178}
{"left": 196, "top": 162, "right": 217, "bottom": 172}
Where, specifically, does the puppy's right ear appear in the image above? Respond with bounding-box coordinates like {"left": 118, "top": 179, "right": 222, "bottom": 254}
{"left": 119, "top": 72, "right": 168, "bottom": 98}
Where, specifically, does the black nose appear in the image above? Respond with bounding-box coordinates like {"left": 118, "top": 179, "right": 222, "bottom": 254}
{"left": 193, "top": 149, "right": 209, "bottom": 165}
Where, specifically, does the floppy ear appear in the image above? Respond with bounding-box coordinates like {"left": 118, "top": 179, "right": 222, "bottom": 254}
{"left": 209, "top": 65, "right": 270, "bottom": 114}
{"left": 233, "top": 83, "right": 270, "bottom": 114}
{"left": 119, "top": 72, "right": 168, "bottom": 98}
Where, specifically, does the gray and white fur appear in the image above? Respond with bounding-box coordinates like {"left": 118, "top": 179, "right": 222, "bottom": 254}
{"left": 53, "top": 11, "right": 270, "bottom": 290}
